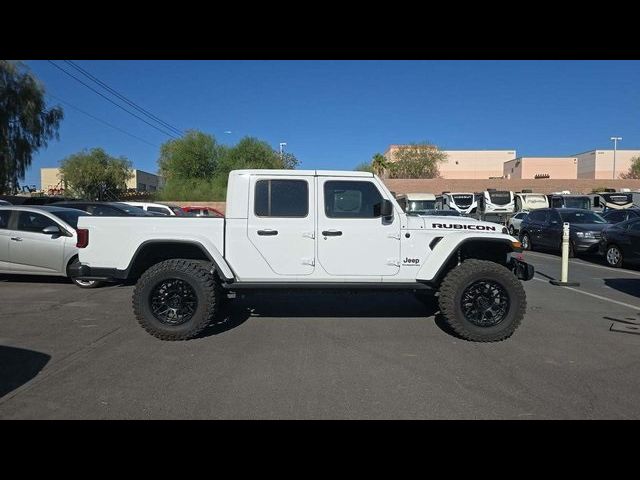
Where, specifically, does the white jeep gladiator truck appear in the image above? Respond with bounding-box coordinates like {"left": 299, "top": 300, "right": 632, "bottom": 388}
{"left": 70, "top": 170, "right": 534, "bottom": 342}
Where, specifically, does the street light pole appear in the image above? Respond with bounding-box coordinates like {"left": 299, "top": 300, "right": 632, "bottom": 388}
{"left": 610, "top": 136, "right": 622, "bottom": 180}
{"left": 279, "top": 142, "right": 287, "bottom": 160}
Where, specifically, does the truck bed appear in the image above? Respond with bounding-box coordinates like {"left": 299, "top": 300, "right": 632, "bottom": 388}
{"left": 77, "top": 216, "right": 225, "bottom": 271}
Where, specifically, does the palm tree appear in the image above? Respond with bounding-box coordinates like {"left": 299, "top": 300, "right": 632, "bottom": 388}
{"left": 371, "top": 153, "right": 388, "bottom": 177}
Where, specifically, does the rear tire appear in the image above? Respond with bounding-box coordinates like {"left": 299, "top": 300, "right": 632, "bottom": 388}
{"left": 71, "top": 278, "right": 104, "bottom": 289}
{"left": 438, "top": 259, "right": 526, "bottom": 342}
{"left": 133, "top": 259, "right": 220, "bottom": 340}
{"left": 605, "top": 244, "right": 623, "bottom": 268}
{"left": 508, "top": 225, "right": 516, "bottom": 236}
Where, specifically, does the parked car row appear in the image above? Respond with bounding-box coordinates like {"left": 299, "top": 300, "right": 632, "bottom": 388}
{"left": 516, "top": 206, "right": 640, "bottom": 269}
{"left": 0, "top": 200, "right": 225, "bottom": 288}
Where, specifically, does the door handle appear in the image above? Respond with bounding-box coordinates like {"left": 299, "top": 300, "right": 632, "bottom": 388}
{"left": 257, "top": 229, "right": 278, "bottom": 236}
{"left": 10, "top": 237, "right": 23, "bottom": 242}
{"left": 322, "top": 230, "right": 342, "bottom": 236}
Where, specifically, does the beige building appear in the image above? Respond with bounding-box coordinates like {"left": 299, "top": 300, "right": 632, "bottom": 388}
{"left": 503, "top": 157, "right": 578, "bottom": 179}
{"left": 40, "top": 167, "right": 164, "bottom": 194}
{"left": 574, "top": 150, "right": 640, "bottom": 179}
{"left": 383, "top": 145, "right": 516, "bottom": 179}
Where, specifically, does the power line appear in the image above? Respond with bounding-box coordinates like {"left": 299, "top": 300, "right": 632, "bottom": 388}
{"left": 46, "top": 93, "right": 160, "bottom": 148}
{"left": 63, "top": 60, "right": 184, "bottom": 137}
{"left": 47, "top": 60, "right": 178, "bottom": 139}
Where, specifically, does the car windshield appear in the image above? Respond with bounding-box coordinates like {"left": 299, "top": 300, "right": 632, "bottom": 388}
{"left": 406, "top": 200, "right": 436, "bottom": 213}
{"left": 51, "top": 209, "right": 89, "bottom": 229}
{"left": 559, "top": 211, "right": 607, "bottom": 224}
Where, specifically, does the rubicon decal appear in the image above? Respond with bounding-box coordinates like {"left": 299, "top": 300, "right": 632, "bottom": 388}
{"left": 431, "top": 223, "right": 497, "bottom": 231}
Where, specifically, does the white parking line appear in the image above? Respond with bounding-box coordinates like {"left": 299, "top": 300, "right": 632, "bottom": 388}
{"left": 525, "top": 251, "right": 640, "bottom": 277}
{"left": 532, "top": 277, "right": 640, "bottom": 311}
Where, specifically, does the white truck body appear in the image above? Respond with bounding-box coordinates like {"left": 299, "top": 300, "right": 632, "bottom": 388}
{"left": 514, "top": 193, "right": 549, "bottom": 212}
{"left": 77, "top": 170, "right": 520, "bottom": 284}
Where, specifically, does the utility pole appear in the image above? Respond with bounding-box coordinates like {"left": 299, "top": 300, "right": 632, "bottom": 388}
{"left": 279, "top": 142, "right": 287, "bottom": 160}
{"left": 610, "top": 136, "right": 622, "bottom": 180}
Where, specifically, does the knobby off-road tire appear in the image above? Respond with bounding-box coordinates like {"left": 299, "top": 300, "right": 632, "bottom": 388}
{"left": 133, "top": 259, "right": 220, "bottom": 340}
{"left": 438, "top": 259, "right": 526, "bottom": 342}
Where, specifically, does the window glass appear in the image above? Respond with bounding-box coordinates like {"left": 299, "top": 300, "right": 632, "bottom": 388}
{"left": 88, "top": 205, "right": 124, "bottom": 216}
{"left": 324, "top": 181, "right": 383, "bottom": 218}
{"left": 559, "top": 211, "right": 606, "bottom": 224}
{"left": 52, "top": 210, "right": 88, "bottom": 229}
{"left": 17, "top": 211, "right": 59, "bottom": 233}
{"left": 255, "top": 179, "right": 309, "bottom": 217}
{"left": 527, "top": 210, "right": 547, "bottom": 222}
{"left": 606, "top": 210, "right": 626, "bottom": 222}
{"left": 148, "top": 206, "right": 169, "bottom": 215}
{"left": 0, "top": 210, "right": 11, "bottom": 229}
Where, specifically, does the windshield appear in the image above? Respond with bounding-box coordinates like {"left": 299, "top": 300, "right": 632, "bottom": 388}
{"left": 559, "top": 211, "right": 607, "bottom": 224}
{"left": 406, "top": 200, "right": 436, "bottom": 213}
{"left": 562, "top": 197, "right": 591, "bottom": 209}
{"left": 488, "top": 191, "right": 512, "bottom": 205}
{"left": 451, "top": 194, "right": 474, "bottom": 208}
{"left": 51, "top": 210, "right": 89, "bottom": 229}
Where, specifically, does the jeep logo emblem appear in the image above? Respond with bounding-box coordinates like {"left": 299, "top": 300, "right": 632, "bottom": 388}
{"left": 403, "top": 257, "right": 420, "bottom": 265}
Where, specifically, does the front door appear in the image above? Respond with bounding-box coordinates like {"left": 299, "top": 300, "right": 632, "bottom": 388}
{"left": 317, "top": 178, "right": 400, "bottom": 276}
{"left": 8, "top": 210, "right": 66, "bottom": 274}
{"left": 247, "top": 175, "right": 316, "bottom": 276}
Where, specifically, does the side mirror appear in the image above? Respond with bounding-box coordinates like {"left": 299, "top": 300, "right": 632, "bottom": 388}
{"left": 380, "top": 199, "right": 394, "bottom": 219}
{"left": 42, "top": 225, "right": 61, "bottom": 235}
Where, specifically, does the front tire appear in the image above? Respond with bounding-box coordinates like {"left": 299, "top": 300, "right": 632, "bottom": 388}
{"left": 521, "top": 232, "right": 532, "bottom": 251}
{"left": 133, "top": 259, "right": 220, "bottom": 340}
{"left": 508, "top": 225, "right": 516, "bottom": 236}
{"left": 438, "top": 259, "right": 526, "bottom": 342}
{"left": 605, "top": 244, "right": 623, "bottom": 268}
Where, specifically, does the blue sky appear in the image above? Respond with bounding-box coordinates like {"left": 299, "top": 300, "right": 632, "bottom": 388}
{"left": 22, "top": 60, "right": 640, "bottom": 188}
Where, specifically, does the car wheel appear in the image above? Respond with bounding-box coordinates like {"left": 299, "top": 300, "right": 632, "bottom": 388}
{"left": 508, "top": 225, "right": 516, "bottom": 236}
{"left": 438, "top": 259, "right": 526, "bottom": 342}
{"left": 605, "top": 244, "right": 623, "bottom": 268}
{"left": 71, "top": 277, "right": 104, "bottom": 289}
{"left": 521, "top": 232, "right": 532, "bottom": 251}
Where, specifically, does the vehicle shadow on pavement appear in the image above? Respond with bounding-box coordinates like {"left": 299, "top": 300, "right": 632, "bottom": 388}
{"left": 0, "top": 346, "right": 51, "bottom": 399}
{"left": 235, "top": 292, "right": 436, "bottom": 318}
{"left": 0, "top": 274, "right": 70, "bottom": 284}
{"left": 603, "top": 279, "right": 640, "bottom": 298}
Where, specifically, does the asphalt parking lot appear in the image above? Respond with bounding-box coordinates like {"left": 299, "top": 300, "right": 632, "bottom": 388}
{"left": 2, "top": 251, "right": 640, "bottom": 419}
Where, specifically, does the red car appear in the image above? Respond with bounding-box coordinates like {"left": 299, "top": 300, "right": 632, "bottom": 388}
{"left": 181, "top": 205, "right": 224, "bottom": 217}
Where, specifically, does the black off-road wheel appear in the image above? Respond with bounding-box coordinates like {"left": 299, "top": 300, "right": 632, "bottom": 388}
{"left": 438, "top": 259, "right": 526, "bottom": 342}
{"left": 133, "top": 259, "right": 220, "bottom": 340}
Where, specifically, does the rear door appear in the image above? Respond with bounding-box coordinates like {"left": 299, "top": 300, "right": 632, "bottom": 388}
{"left": 544, "top": 210, "right": 563, "bottom": 249}
{"left": 0, "top": 210, "right": 13, "bottom": 270}
{"left": 247, "top": 175, "right": 315, "bottom": 276}
{"left": 8, "top": 210, "right": 67, "bottom": 274}
{"left": 317, "top": 178, "right": 400, "bottom": 276}
{"left": 627, "top": 221, "right": 640, "bottom": 260}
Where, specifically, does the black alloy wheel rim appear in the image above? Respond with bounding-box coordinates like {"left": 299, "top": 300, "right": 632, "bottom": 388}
{"left": 460, "top": 280, "right": 510, "bottom": 327}
{"left": 150, "top": 279, "right": 198, "bottom": 325}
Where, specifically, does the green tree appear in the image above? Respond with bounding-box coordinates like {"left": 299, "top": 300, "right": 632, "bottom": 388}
{"left": 371, "top": 153, "right": 388, "bottom": 177}
{"left": 0, "top": 60, "right": 63, "bottom": 194}
{"left": 59, "top": 148, "right": 133, "bottom": 200}
{"left": 158, "top": 130, "right": 225, "bottom": 180}
{"left": 620, "top": 156, "right": 640, "bottom": 179}
{"left": 218, "top": 136, "right": 297, "bottom": 175}
{"left": 387, "top": 142, "right": 448, "bottom": 179}
{"left": 354, "top": 161, "right": 373, "bottom": 173}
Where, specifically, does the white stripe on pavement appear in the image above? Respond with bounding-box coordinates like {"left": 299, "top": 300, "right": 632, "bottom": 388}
{"left": 532, "top": 277, "right": 640, "bottom": 311}
{"left": 525, "top": 251, "right": 640, "bottom": 277}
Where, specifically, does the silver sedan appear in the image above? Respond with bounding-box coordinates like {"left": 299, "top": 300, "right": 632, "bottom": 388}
{"left": 0, "top": 205, "right": 102, "bottom": 288}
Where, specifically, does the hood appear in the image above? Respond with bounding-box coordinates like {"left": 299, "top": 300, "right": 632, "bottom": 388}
{"left": 422, "top": 216, "right": 506, "bottom": 233}
{"left": 570, "top": 223, "right": 609, "bottom": 232}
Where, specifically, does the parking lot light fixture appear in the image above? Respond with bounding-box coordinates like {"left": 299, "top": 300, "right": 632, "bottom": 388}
{"left": 610, "top": 136, "right": 622, "bottom": 180}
